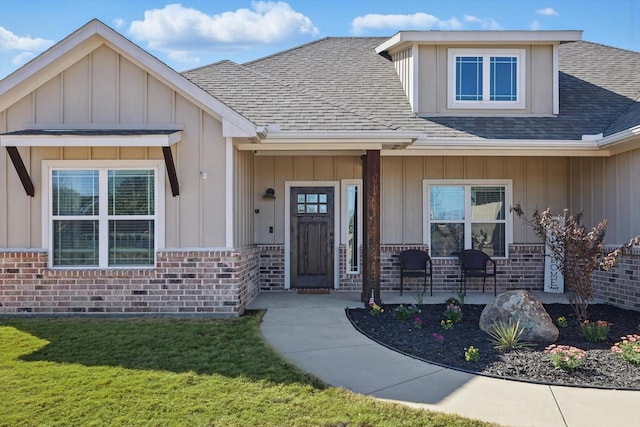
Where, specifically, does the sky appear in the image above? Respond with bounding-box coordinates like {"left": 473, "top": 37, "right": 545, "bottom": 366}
{"left": 0, "top": 0, "right": 638, "bottom": 79}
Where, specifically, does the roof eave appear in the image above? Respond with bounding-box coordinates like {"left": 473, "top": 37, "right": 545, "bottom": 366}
{"left": 376, "top": 30, "right": 583, "bottom": 54}
{"left": 596, "top": 125, "right": 640, "bottom": 155}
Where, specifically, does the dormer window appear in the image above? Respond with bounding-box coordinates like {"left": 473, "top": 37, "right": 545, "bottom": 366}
{"left": 448, "top": 49, "right": 525, "bottom": 109}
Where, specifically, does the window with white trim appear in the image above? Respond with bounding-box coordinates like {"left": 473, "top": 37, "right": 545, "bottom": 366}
{"left": 448, "top": 49, "right": 525, "bottom": 109}
{"left": 424, "top": 181, "right": 512, "bottom": 258}
{"left": 48, "top": 164, "right": 162, "bottom": 267}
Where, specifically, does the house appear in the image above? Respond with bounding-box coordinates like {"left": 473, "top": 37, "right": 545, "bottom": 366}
{"left": 1, "top": 20, "right": 639, "bottom": 315}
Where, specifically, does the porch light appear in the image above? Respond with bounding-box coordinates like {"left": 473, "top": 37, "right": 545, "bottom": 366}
{"left": 263, "top": 188, "right": 276, "bottom": 199}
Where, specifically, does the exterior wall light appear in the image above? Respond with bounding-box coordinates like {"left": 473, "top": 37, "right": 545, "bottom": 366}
{"left": 263, "top": 188, "right": 276, "bottom": 199}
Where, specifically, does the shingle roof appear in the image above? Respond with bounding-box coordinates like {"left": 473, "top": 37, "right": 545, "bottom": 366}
{"left": 182, "top": 38, "right": 640, "bottom": 140}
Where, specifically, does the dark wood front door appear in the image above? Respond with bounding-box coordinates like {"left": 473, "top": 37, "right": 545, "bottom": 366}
{"left": 290, "top": 187, "right": 335, "bottom": 288}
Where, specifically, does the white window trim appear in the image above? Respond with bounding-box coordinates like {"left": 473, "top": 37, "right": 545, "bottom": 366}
{"left": 422, "top": 179, "right": 513, "bottom": 258}
{"left": 341, "top": 179, "right": 362, "bottom": 274}
{"left": 284, "top": 181, "right": 340, "bottom": 290}
{"left": 448, "top": 48, "right": 526, "bottom": 110}
{"left": 42, "top": 160, "right": 165, "bottom": 269}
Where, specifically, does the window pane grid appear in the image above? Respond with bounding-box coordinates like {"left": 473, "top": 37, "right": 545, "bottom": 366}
{"left": 109, "top": 220, "right": 155, "bottom": 266}
{"left": 52, "top": 170, "right": 99, "bottom": 216}
{"left": 456, "top": 56, "right": 483, "bottom": 101}
{"left": 490, "top": 57, "right": 517, "bottom": 101}
{"left": 51, "top": 168, "right": 156, "bottom": 268}
{"left": 450, "top": 50, "right": 521, "bottom": 107}
{"left": 428, "top": 184, "right": 507, "bottom": 258}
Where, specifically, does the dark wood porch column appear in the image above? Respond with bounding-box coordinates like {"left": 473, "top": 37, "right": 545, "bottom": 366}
{"left": 361, "top": 150, "right": 381, "bottom": 306}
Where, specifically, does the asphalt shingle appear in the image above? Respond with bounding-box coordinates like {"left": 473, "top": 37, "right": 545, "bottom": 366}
{"left": 182, "top": 38, "right": 640, "bottom": 140}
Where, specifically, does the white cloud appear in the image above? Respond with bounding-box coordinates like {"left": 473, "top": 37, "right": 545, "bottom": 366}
{"left": 0, "top": 26, "right": 53, "bottom": 52}
{"left": 113, "top": 18, "right": 126, "bottom": 29}
{"left": 129, "top": 1, "right": 318, "bottom": 57}
{"left": 530, "top": 20, "right": 542, "bottom": 30}
{"left": 11, "top": 51, "right": 35, "bottom": 67}
{"left": 351, "top": 12, "right": 461, "bottom": 34}
{"left": 463, "top": 15, "right": 502, "bottom": 30}
{"left": 536, "top": 7, "right": 558, "bottom": 16}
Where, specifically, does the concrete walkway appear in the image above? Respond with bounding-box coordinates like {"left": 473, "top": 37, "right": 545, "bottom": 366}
{"left": 248, "top": 291, "right": 639, "bottom": 427}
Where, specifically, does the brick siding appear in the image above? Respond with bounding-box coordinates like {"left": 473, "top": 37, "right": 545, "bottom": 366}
{"left": 592, "top": 248, "right": 640, "bottom": 310}
{"left": 0, "top": 248, "right": 260, "bottom": 316}
{"left": 3, "top": 244, "right": 638, "bottom": 313}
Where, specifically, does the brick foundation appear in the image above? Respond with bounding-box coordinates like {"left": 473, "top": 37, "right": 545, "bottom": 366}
{"left": 0, "top": 248, "right": 260, "bottom": 316}
{"left": 6, "top": 244, "right": 636, "bottom": 313}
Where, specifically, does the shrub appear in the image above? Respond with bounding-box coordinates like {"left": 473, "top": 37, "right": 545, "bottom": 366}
{"left": 545, "top": 344, "right": 586, "bottom": 371}
{"left": 512, "top": 204, "right": 640, "bottom": 322}
{"left": 580, "top": 320, "right": 610, "bottom": 342}
{"left": 392, "top": 304, "right": 420, "bottom": 322}
{"left": 443, "top": 304, "right": 463, "bottom": 324}
{"left": 611, "top": 334, "right": 640, "bottom": 364}
{"left": 486, "top": 320, "right": 534, "bottom": 351}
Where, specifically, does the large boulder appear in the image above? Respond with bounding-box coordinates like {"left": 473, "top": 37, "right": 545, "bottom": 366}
{"left": 479, "top": 290, "right": 559, "bottom": 343}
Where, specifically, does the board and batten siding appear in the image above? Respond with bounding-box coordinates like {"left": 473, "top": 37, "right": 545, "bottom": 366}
{"left": 0, "top": 45, "right": 229, "bottom": 249}
{"left": 234, "top": 148, "right": 255, "bottom": 248}
{"left": 569, "top": 149, "right": 640, "bottom": 244}
{"left": 416, "top": 44, "right": 554, "bottom": 115}
{"left": 252, "top": 155, "right": 569, "bottom": 246}
{"left": 381, "top": 156, "right": 568, "bottom": 244}
{"left": 253, "top": 155, "right": 361, "bottom": 244}
{"left": 391, "top": 48, "right": 414, "bottom": 109}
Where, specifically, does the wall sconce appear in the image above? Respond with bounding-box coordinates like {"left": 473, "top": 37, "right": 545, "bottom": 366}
{"left": 263, "top": 188, "right": 276, "bottom": 199}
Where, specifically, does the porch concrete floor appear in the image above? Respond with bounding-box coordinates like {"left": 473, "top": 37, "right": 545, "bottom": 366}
{"left": 248, "top": 291, "right": 639, "bottom": 427}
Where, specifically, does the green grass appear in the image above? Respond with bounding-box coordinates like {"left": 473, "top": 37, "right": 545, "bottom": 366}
{"left": 0, "top": 312, "right": 492, "bottom": 426}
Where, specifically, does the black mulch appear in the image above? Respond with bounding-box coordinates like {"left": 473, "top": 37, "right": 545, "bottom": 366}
{"left": 347, "top": 303, "right": 640, "bottom": 390}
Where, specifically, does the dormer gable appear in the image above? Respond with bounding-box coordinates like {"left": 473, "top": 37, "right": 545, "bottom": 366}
{"left": 376, "top": 30, "right": 582, "bottom": 116}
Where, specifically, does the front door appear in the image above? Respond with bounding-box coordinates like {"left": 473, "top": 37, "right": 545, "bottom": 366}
{"left": 290, "top": 187, "right": 335, "bottom": 288}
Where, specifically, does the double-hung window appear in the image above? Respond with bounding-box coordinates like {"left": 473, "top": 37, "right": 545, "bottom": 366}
{"left": 448, "top": 49, "right": 525, "bottom": 109}
{"left": 424, "top": 180, "right": 511, "bottom": 258}
{"left": 45, "top": 161, "right": 163, "bottom": 268}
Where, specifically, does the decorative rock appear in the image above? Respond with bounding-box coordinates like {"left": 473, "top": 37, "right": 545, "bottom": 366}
{"left": 479, "top": 290, "right": 559, "bottom": 343}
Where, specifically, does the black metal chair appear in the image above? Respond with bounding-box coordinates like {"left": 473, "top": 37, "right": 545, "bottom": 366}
{"left": 398, "top": 249, "right": 433, "bottom": 296}
{"left": 458, "top": 249, "right": 498, "bottom": 296}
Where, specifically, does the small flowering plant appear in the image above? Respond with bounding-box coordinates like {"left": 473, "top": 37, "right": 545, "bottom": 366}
{"left": 443, "top": 304, "right": 463, "bottom": 324}
{"left": 440, "top": 319, "right": 454, "bottom": 330}
{"left": 431, "top": 332, "right": 444, "bottom": 343}
{"left": 556, "top": 316, "right": 568, "bottom": 328}
{"left": 611, "top": 334, "right": 640, "bottom": 365}
{"left": 369, "top": 302, "right": 384, "bottom": 316}
{"left": 545, "top": 344, "right": 586, "bottom": 371}
{"left": 464, "top": 346, "right": 480, "bottom": 362}
{"left": 412, "top": 316, "right": 424, "bottom": 329}
{"left": 580, "top": 320, "right": 610, "bottom": 342}
{"left": 392, "top": 304, "right": 421, "bottom": 322}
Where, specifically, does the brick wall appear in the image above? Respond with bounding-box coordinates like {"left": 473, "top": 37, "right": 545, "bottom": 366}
{"left": 256, "top": 243, "right": 549, "bottom": 294}
{"left": 258, "top": 245, "right": 285, "bottom": 290}
{"left": 0, "top": 248, "right": 260, "bottom": 316}
{"left": 592, "top": 248, "right": 640, "bottom": 310}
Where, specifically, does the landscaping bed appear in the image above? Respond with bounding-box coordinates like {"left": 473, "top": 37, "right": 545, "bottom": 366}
{"left": 347, "top": 303, "right": 640, "bottom": 390}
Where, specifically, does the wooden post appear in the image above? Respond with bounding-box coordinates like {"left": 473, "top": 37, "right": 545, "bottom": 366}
{"left": 361, "top": 150, "right": 381, "bottom": 306}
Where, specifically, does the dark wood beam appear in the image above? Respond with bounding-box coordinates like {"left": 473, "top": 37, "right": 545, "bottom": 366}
{"left": 6, "top": 146, "right": 34, "bottom": 197}
{"left": 361, "top": 150, "right": 381, "bottom": 306}
{"left": 162, "top": 146, "right": 180, "bottom": 197}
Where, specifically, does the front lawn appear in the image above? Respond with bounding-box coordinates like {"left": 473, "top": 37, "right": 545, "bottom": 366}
{"left": 0, "top": 312, "right": 491, "bottom": 426}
